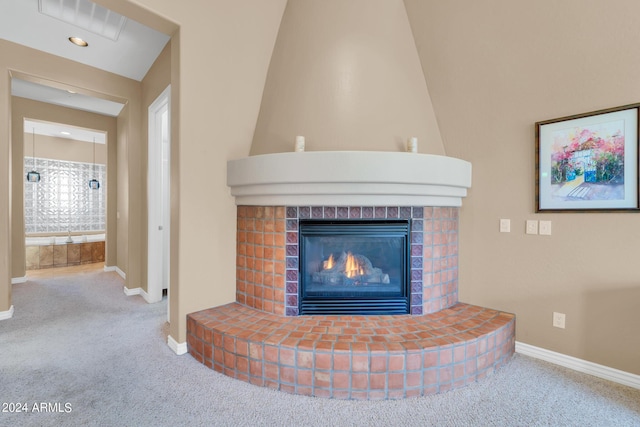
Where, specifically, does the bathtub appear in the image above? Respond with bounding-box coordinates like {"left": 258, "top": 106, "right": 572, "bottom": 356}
{"left": 25, "top": 233, "right": 106, "bottom": 270}
{"left": 26, "top": 233, "right": 105, "bottom": 246}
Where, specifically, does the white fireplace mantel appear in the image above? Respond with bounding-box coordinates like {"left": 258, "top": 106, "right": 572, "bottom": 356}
{"left": 227, "top": 151, "right": 472, "bottom": 206}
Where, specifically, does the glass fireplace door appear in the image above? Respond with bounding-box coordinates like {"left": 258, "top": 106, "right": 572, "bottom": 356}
{"left": 299, "top": 220, "right": 410, "bottom": 315}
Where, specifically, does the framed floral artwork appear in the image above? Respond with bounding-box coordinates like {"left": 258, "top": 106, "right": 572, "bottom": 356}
{"left": 536, "top": 104, "right": 640, "bottom": 212}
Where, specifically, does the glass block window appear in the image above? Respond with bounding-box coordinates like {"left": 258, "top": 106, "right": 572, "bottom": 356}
{"left": 24, "top": 157, "right": 106, "bottom": 234}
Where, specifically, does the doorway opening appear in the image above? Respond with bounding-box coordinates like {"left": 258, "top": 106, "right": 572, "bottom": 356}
{"left": 23, "top": 119, "right": 108, "bottom": 272}
{"left": 147, "top": 85, "right": 171, "bottom": 321}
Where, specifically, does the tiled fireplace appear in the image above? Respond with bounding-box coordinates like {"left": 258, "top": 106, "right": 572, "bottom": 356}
{"left": 187, "top": 152, "right": 515, "bottom": 399}
{"left": 236, "top": 205, "right": 460, "bottom": 317}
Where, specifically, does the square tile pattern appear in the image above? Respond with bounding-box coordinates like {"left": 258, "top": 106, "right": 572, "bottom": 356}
{"left": 188, "top": 302, "right": 515, "bottom": 399}
{"left": 188, "top": 204, "right": 516, "bottom": 399}
{"left": 236, "top": 206, "right": 459, "bottom": 316}
{"left": 24, "top": 157, "right": 106, "bottom": 234}
{"left": 25, "top": 241, "right": 105, "bottom": 270}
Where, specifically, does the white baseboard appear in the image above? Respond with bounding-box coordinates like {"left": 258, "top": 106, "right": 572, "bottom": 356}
{"left": 123, "top": 286, "right": 141, "bottom": 296}
{"left": 124, "top": 286, "right": 161, "bottom": 304}
{"left": 105, "top": 265, "right": 126, "bottom": 280}
{"left": 140, "top": 288, "right": 153, "bottom": 303}
{"left": 11, "top": 276, "right": 27, "bottom": 284}
{"left": 516, "top": 341, "right": 640, "bottom": 390}
{"left": 168, "top": 335, "right": 187, "bottom": 355}
{"left": 0, "top": 305, "right": 14, "bottom": 320}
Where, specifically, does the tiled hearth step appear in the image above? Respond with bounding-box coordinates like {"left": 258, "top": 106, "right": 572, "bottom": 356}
{"left": 187, "top": 303, "right": 515, "bottom": 400}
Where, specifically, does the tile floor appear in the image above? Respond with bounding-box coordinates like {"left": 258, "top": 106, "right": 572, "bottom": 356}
{"left": 26, "top": 262, "right": 105, "bottom": 279}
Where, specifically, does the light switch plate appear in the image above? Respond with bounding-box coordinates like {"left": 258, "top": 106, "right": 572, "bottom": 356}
{"left": 539, "top": 220, "right": 551, "bottom": 235}
{"left": 526, "top": 220, "right": 538, "bottom": 235}
{"left": 499, "top": 219, "right": 510, "bottom": 233}
{"left": 553, "top": 312, "right": 566, "bottom": 329}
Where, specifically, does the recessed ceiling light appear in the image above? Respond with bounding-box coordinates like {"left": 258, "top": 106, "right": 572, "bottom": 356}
{"left": 60, "top": 131, "right": 71, "bottom": 136}
{"left": 41, "top": 0, "right": 127, "bottom": 42}
{"left": 68, "top": 37, "right": 89, "bottom": 47}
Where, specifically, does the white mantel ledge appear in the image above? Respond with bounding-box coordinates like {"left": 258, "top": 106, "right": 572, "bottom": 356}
{"left": 227, "top": 151, "right": 472, "bottom": 207}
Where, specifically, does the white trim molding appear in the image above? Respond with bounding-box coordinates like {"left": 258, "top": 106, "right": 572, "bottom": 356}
{"left": 140, "top": 288, "right": 156, "bottom": 304}
{"left": 124, "top": 286, "right": 141, "bottom": 296}
{"left": 105, "top": 265, "right": 126, "bottom": 280}
{"left": 168, "top": 335, "right": 187, "bottom": 355}
{"left": 227, "top": 151, "right": 472, "bottom": 207}
{"left": 516, "top": 341, "right": 640, "bottom": 390}
{"left": 0, "top": 305, "right": 15, "bottom": 320}
{"left": 11, "top": 276, "right": 27, "bottom": 284}
{"left": 124, "top": 286, "right": 161, "bottom": 304}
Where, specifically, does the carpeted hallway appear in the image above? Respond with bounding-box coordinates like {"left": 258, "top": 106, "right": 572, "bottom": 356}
{"left": 1, "top": 266, "right": 639, "bottom": 426}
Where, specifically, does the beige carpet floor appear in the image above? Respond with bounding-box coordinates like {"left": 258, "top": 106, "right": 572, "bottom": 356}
{"left": 1, "top": 266, "right": 639, "bottom": 426}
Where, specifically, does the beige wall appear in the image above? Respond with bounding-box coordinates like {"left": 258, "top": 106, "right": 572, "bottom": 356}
{"left": 100, "top": 0, "right": 287, "bottom": 343}
{"left": 0, "top": 60, "right": 11, "bottom": 311}
{"left": 96, "top": 0, "right": 640, "bottom": 372}
{"left": 0, "top": 39, "right": 140, "bottom": 312}
{"left": 22, "top": 132, "right": 108, "bottom": 164}
{"left": 116, "top": 105, "right": 129, "bottom": 278}
{"left": 251, "top": 0, "right": 443, "bottom": 155}
{"left": 10, "top": 86, "right": 120, "bottom": 283}
{"left": 404, "top": 0, "right": 640, "bottom": 374}
{"left": 12, "top": 98, "right": 112, "bottom": 278}
{"left": 4, "top": 0, "right": 634, "bottom": 376}
{"left": 139, "top": 43, "right": 171, "bottom": 292}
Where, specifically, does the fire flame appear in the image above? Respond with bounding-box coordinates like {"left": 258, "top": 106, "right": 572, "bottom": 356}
{"left": 323, "top": 253, "right": 335, "bottom": 270}
{"left": 345, "top": 252, "right": 364, "bottom": 278}
{"left": 322, "top": 252, "right": 365, "bottom": 278}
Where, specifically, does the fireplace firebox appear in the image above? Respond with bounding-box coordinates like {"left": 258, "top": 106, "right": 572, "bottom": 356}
{"left": 299, "top": 219, "right": 410, "bottom": 315}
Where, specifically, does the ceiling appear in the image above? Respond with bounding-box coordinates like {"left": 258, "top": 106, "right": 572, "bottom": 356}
{"left": 13, "top": 78, "right": 126, "bottom": 117}
{"left": 1, "top": 0, "right": 170, "bottom": 134}
{"left": 0, "top": 0, "right": 170, "bottom": 81}
{"left": 24, "top": 119, "right": 106, "bottom": 144}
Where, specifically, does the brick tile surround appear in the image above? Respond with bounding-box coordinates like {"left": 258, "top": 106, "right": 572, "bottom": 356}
{"left": 188, "top": 302, "right": 515, "bottom": 399}
{"left": 236, "top": 206, "right": 459, "bottom": 316}
{"left": 188, "top": 205, "right": 516, "bottom": 399}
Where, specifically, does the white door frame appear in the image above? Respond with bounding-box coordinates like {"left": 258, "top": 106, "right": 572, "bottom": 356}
{"left": 147, "top": 85, "right": 171, "bottom": 312}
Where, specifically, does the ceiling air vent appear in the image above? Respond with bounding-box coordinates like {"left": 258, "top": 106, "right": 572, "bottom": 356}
{"left": 38, "top": 0, "right": 127, "bottom": 41}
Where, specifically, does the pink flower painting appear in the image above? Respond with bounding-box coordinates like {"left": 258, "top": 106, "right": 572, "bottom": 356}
{"left": 549, "top": 120, "right": 625, "bottom": 198}
{"left": 537, "top": 105, "right": 638, "bottom": 210}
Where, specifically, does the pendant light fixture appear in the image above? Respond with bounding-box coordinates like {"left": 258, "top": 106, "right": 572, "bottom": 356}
{"left": 89, "top": 137, "right": 100, "bottom": 190}
{"left": 26, "top": 127, "right": 41, "bottom": 183}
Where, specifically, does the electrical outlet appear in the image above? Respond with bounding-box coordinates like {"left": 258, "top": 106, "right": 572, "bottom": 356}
{"left": 539, "top": 220, "right": 552, "bottom": 235}
{"left": 553, "top": 312, "right": 566, "bottom": 329}
{"left": 526, "top": 220, "right": 538, "bottom": 235}
{"left": 499, "top": 219, "right": 511, "bottom": 233}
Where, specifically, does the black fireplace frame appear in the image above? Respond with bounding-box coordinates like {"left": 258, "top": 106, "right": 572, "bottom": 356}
{"left": 298, "top": 219, "right": 411, "bottom": 315}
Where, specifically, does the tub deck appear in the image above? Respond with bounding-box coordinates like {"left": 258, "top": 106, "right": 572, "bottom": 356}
{"left": 25, "top": 235, "right": 105, "bottom": 270}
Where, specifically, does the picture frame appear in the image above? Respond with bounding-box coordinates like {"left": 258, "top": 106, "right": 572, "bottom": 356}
{"left": 535, "top": 103, "right": 640, "bottom": 212}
